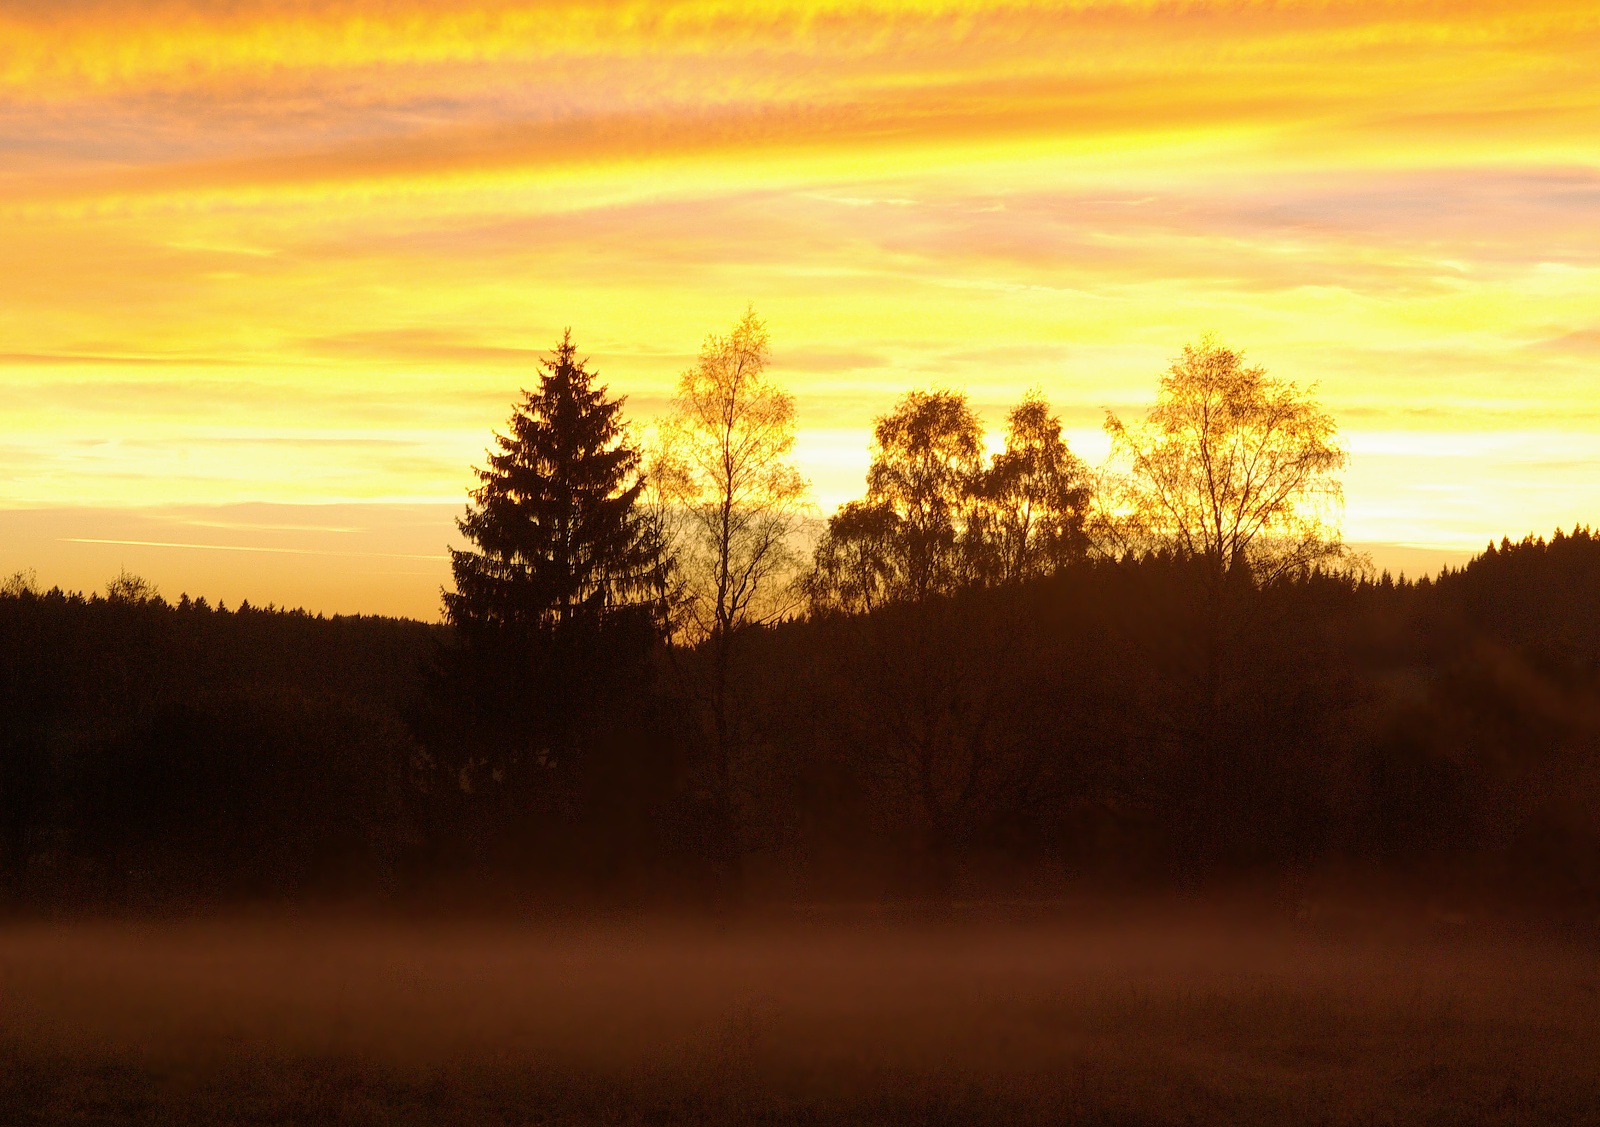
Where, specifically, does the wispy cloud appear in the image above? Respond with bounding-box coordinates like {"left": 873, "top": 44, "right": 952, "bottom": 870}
{"left": 60, "top": 535, "right": 438, "bottom": 560}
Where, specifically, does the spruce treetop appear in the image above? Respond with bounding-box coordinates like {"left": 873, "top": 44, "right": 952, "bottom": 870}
{"left": 445, "top": 330, "right": 659, "bottom": 634}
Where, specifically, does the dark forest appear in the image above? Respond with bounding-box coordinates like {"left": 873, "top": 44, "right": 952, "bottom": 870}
{"left": 4, "top": 528, "right": 1599, "bottom": 916}
{"left": 3, "top": 330, "right": 1597, "bottom": 922}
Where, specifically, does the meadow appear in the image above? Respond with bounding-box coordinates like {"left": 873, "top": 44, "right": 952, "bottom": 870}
{"left": 2, "top": 903, "right": 1596, "bottom": 1126}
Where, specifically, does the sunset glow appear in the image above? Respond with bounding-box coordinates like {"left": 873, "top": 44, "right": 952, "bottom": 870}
{"left": 4, "top": 0, "right": 1598, "bottom": 616}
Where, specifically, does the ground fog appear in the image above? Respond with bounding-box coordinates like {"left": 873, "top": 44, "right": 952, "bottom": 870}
{"left": 1, "top": 905, "right": 1597, "bottom": 1125}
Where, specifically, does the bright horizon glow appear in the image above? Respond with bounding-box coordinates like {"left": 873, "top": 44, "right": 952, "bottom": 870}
{"left": 3, "top": 0, "right": 1597, "bottom": 616}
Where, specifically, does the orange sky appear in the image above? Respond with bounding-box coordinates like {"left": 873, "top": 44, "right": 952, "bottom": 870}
{"left": 2, "top": 0, "right": 1598, "bottom": 617}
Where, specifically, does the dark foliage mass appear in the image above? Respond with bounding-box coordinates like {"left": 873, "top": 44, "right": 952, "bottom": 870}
{"left": 0, "top": 331, "right": 1592, "bottom": 915}
{"left": 0, "top": 592, "right": 433, "bottom": 905}
{"left": 3, "top": 528, "right": 1599, "bottom": 913}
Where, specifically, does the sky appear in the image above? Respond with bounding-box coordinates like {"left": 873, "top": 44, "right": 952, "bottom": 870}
{"left": 2, "top": 0, "right": 1597, "bottom": 618}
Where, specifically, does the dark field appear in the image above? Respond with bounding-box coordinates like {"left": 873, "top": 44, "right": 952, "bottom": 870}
{"left": 2, "top": 905, "right": 1597, "bottom": 1126}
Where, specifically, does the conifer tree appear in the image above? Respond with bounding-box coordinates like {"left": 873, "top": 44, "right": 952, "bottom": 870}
{"left": 445, "top": 331, "right": 660, "bottom": 636}
{"left": 433, "top": 332, "right": 669, "bottom": 822}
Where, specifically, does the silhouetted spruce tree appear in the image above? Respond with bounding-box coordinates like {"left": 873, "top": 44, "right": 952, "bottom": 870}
{"left": 429, "top": 333, "right": 676, "bottom": 877}
{"left": 446, "top": 331, "right": 661, "bottom": 634}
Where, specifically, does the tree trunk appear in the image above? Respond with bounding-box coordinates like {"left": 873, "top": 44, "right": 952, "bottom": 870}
{"left": 709, "top": 627, "right": 742, "bottom": 906}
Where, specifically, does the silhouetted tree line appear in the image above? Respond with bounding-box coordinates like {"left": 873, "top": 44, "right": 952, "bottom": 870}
{"left": 2, "top": 323, "right": 1597, "bottom": 913}
{"left": 0, "top": 584, "right": 433, "bottom": 904}
{"left": 747, "top": 530, "right": 1600, "bottom": 904}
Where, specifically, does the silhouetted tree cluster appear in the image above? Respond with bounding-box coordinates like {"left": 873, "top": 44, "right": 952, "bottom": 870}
{"left": 3, "top": 326, "right": 1598, "bottom": 916}
{"left": 809, "top": 388, "right": 1092, "bottom": 613}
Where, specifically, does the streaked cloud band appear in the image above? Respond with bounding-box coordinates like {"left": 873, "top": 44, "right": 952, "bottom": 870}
{"left": 1, "top": 0, "right": 1596, "bottom": 610}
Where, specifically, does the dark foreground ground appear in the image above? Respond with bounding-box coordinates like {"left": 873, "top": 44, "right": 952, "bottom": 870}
{"left": 1, "top": 902, "right": 1597, "bottom": 1126}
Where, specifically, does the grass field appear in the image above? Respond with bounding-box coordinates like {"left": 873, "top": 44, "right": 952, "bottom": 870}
{"left": 2, "top": 904, "right": 1597, "bottom": 1125}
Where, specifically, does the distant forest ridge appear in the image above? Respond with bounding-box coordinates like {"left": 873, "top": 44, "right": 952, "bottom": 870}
{"left": 3, "top": 526, "right": 1599, "bottom": 909}
{"left": 0, "top": 526, "right": 1571, "bottom": 625}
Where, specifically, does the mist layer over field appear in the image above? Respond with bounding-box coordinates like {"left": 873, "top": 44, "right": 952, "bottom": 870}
{"left": 3, "top": 906, "right": 1597, "bottom": 1125}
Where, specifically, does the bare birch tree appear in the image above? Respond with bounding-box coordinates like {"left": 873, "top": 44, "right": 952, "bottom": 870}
{"left": 1098, "top": 335, "right": 1349, "bottom": 585}
{"left": 975, "top": 390, "right": 1092, "bottom": 584}
{"left": 655, "top": 308, "right": 810, "bottom": 885}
